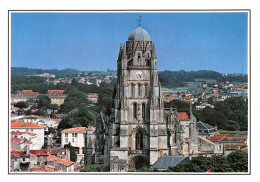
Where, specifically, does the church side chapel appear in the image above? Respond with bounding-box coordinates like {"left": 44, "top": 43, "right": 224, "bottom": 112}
{"left": 85, "top": 23, "right": 199, "bottom": 172}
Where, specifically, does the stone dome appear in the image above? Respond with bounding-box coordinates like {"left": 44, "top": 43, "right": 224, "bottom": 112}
{"left": 128, "top": 26, "right": 151, "bottom": 41}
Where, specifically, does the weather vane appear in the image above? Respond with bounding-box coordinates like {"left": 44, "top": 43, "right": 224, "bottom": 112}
{"left": 138, "top": 16, "right": 142, "bottom": 26}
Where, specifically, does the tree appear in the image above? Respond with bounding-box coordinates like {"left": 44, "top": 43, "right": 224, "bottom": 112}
{"left": 164, "top": 100, "right": 190, "bottom": 112}
{"left": 208, "top": 97, "right": 214, "bottom": 105}
{"left": 168, "top": 155, "right": 233, "bottom": 172}
{"left": 14, "top": 101, "right": 28, "bottom": 109}
{"left": 199, "top": 96, "right": 248, "bottom": 131}
{"left": 50, "top": 104, "right": 58, "bottom": 111}
{"left": 227, "top": 150, "right": 248, "bottom": 172}
{"left": 64, "top": 143, "right": 77, "bottom": 162}
{"left": 58, "top": 103, "right": 97, "bottom": 131}
{"left": 60, "top": 87, "right": 88, "bottom": 113}
{"left": 34, "top": 108, "right": 47, "bottom": 116}
{"left": 37, "top": 95, "right": 51, "bottom": 109}
{"left": 70, "top": 79, "right": 78, "bottom": 86}
{"left": 80, "top": 164, "right": 101, "bottom": 172}
{"left": 96, "top": 84, "right": 114, "bottom": 114}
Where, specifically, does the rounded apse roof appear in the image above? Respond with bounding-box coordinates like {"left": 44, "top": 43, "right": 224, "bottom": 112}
{"left": 128, "top": 26, "right": 151, "bottom": 41}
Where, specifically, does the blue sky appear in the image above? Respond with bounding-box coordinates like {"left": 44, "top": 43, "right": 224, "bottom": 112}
{"left": 11, "top": 12, "right": 248, "bottom": 74}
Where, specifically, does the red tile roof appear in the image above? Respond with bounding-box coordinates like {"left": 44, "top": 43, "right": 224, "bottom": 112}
{"left": 61, "top": 127, "right": 86, "bottom": 133}
{"left": 59, "top": 159, "right": 74, "bottom": 167}
{"left": 10, "top": 147, "right": 22, "bottom": 152}
{"left": 224, "top": 144, "right": 247, "bottom": 150}
{"left": 198, "top": 136, "right": 215, "bottom": 145}
{"left": 28, "top": 165, "right": 56, "bottom": 172}
{"left": 11, "top": 137, "right": 24, "bottom": 144}
{"left": 23, "top": 115, "right": 38, "bottom": 119}
{"left": 51, "top": 119, "right": 61, "bottom": 123}
{"left": 20, "top": 90, "right": 33, "bottom": 93}
{"left": 178, "top": 112, "right": 190, "bottom": 120}
{"left": 47, "top": 155, "right": 58, "bottom": 161}
{"left": 88, "top": 95, "right": 98, "bottom": 98}
{"left": 11, "top": 131, "right": 37, "bottom": 136}
{"left": 30, "top": 150, "right": 49, "bottom": 156}
{"left": 11, "top": 151, "right": 29, "bottom": 159}
{"left": 208, "top": 133, "right": 247, "bottom": 143}
{"left": 30, "top": 149, "right": 67, "bottom": 156}
{"left": 11, "top": 121, "right": 42, "bottom": 128}
{"left": 48, "top": 90, "right": 65, "bottom": 93}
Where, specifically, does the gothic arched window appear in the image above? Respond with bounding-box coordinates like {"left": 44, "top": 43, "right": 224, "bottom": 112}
{"left": 142, "top": 103, "right": 146, "bottom": 120}
{"left": 136, "top": 130, "right": 143, "bottom": 150}
{"left": 133, "top": 103, "right": 137, "bottom": 120}
{"left": 138, "top": 84, "right": 142, "bottom": 97}
{"left": 144, "top": 84, "right": 148, "bottom": 96}
{"left": 131, "top": 83, "right": 135, "bottom": 97}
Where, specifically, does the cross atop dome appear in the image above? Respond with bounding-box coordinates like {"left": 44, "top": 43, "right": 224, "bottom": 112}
{"left": 138, "top": 16, "right": 142, "bottom": 26}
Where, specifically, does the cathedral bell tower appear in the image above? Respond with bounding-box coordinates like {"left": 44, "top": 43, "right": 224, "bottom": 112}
{"left": 111, "top": 25, "right": 168, "bottom": 170}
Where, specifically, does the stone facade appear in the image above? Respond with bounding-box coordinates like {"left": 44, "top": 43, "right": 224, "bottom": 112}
{"left": 86, "top": 26, "right": 199, "bottom": 172}
{"left": 11, "top": 90, "right": 39, "bottom": 103}
{"left": 47, "top": 90, "right": 68, "bottom": 106}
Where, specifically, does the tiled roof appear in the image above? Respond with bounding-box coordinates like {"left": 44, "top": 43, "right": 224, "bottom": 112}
{"left": 28, "top": 165, "right": 55, "bottom": 172}
{"left": 11, "top": 137, "right": 24, "bottom": 144}
{"left": 30, "top": 149, "right": 67, "bottom": 156}
{"left": 48, "top": 90, "right": 65, "bottom": 93}
{"left": 11, "top": 119, "right": 21, "bottom": 122}
{"left": 198, "top": 136, "right": 215, "bottom": 145}
{"left": 88, "top": 95, "right": 98, "bottom": 98}
{"left": 30, "top": 150, "right": 49, "bottom": 156}
{"left": 208, "top": 133, "right": 247, "bottom": 143}
{"left": 59, "top": 159, "right": 74, "bottom": 167}
{"left": 178, "top": 112, "right": 190, "bottom": 120}
{"left": 10, "top": 147, "right": 22, "bottom": 152}
{"left": 11, "top": 151, "right": 30, "bottom": 159}
{"left": 224, "top": 144, "right": 247, "bottom": 150}
{"left": 51, "top": 119, "right": 61, "bottom": 123}
{"left": 47, "top": 155, "right": 58, "bottom": 161}
{"left": 61, "top": 127, "right": 86, "bottom": 133}
{"left": 11, "top": 121, "right": 42, "bottom": 128}
{"left": 11, "top": 131, "right": 37, "bottom": 136}
{"left": 38, "top": 124, "right": 48, "bottom": 127}
{"left": 23, "top": 115, "right": 38, "bottom": 119}
{"left": 20, "top": 90, "right": 33, "bottom": 93}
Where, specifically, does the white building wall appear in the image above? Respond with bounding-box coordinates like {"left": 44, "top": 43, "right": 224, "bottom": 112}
{"left": 11, "top": 127, "right": 44, "bottom": 149}
{"left": 61, "top": 132, "right": 85, "bottom": 148}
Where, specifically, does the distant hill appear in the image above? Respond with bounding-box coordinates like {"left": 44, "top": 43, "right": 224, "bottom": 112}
{"left": 158, "top": 70, "right": 223, "bottom": 88}
{"left": 11, "top": 67, "right": 80, "bottom": 78}
{"left": 11, "top": 67, "right": 247, "bottom": 88}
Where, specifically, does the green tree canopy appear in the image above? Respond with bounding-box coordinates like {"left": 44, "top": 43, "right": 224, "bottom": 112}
{"left": 80, "top": 164, "right": 101, "bottom": 172}
{"left": 64, "top": 142, "right": 77, "bottom": 162}
{"left": 37, "top": 95, "right": 51, "bottom": 109}
{"left": 60, "top": 87, "right": 88, "bottom": 113}
{"left": 14, "top": 101, "right": 29, "bottom": 109}
{"left": 227, "top": 150, "right": 248, "bottom": 172}
{"left": 168, "top": 151, "right": 248, "bottom": 172}
{"left": 199, "top": 96, "right": 248, "bottom": 131}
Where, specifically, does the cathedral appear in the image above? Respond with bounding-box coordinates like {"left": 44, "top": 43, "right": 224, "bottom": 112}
{"left": 85, "top": 25, "right": 199, "bottom": 172}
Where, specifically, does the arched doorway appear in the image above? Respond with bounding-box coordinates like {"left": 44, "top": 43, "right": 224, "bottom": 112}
{"left": 128, "top": 155, "right": 149, "bottom": 172}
